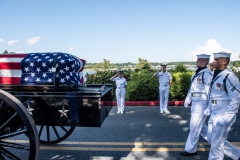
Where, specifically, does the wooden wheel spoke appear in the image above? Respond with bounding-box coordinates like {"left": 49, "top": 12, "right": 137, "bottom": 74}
{"left": 46, "top": 126, "right": 50, "bottom": 142}
{"left": 0, "top": 100, "right": 4, "bottom": 109}
{"left": 0, "top": 128, "right": 27, "bottom": 139}
{"left": 39, "top": 126, "right": 75, "bottom": 144}
{"left": 0, "top": 112, "right": 18, "bottom": 130}
{"left": 38, "top": 125, "right": 44, "bottom": 137}
{"left": 60, "top": 126, "right": 68, "bottom": 133}
{"left": 0, "top": 141, "right": 29, "bottom": 150}
{"left": 0, "top": 152, "right": 5, "bottom": 160}
{"left": 0, "top": 146, "right": 21, "bottom": 160}
{"left": 52, "top": 126, "right": 60, "bottom": 139}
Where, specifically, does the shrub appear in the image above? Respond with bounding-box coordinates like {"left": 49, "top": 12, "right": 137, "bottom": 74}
{"left": 86, "top": 70, "right": 194, "bottom": 101}
{"left": 170, "top": 72, "right": 193, "bottom": 100}
{"left": 126, "top": 70, "right": 158, "bottom": 101}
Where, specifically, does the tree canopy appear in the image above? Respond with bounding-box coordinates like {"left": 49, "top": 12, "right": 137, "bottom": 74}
{"left": 135, "top": 58, "right": 152, "bottom": 70}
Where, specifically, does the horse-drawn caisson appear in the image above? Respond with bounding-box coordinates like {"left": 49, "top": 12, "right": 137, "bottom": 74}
{"left": 0, "top": 53, "right": 113, "bottom": 159}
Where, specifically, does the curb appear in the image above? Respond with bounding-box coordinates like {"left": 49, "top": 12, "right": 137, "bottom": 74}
{"left": 101, "top": 101, "right": 185, "bottom": 106}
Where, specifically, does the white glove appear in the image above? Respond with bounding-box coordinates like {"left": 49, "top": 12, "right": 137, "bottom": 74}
{"left": 203, "top": 108, "right": 211, "bottom": 116}
{"left": 184, "top": 102, "right": 189, "bottom": 108}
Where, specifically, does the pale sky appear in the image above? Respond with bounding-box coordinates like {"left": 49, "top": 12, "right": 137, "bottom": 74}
{"left": 0, "top": 0, "right": 239, "bottom": 63}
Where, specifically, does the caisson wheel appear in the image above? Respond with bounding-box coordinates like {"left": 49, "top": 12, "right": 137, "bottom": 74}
{"left": 0, "top": 89, "right": 39, "bottom": 160}
{"left": 38, "top": 125, "right": 75, "bottom": 144}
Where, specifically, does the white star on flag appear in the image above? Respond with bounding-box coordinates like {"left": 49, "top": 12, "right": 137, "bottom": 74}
{"left": 42, "top": 73, "right": 47, "bottom": 78}
{"left": 24, "top": 77, "right": 29, "bottom": 82}
{"left": 60, "top": 59, "right": 65, "bottom": 64}
{"left": 65, "top": 66, "right": 69, "bottom": 71}
{"left": 36, "top": 68, "right": 41, "bottom": 73}
{"left": 30, "top": 72, "right": 35, "bottom": 77}
{"left": 42, "top": 62, "right": 47, "bottom": 68}
{"left": 59, "top": 69, "right": 64, "bottom": 74}
{"left": 47, "top": 78, "right": 53, "bottom": 83}
{"left": 35, "top": 78, "right": 41, "bottom": 82}
{"left": 24, "top": 67, "right": 29, "bottom": 72}
{"left": 30, "top": 62, "right": 35, "bottom": 67}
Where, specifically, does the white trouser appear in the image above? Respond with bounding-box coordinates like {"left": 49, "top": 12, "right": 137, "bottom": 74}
{"left": 159, "top": 86, "right": 170, "bottom": 111}
{"left": 116, "top": 88, "right": 126, "bottom": 112}
{"left": 185, "top": 101, "right": 208, "bottom": 153}
{"left": 207, "top": 115, "right": 240, "bottom": 160}
{"left": 185, "top": 101, "right": 240, "bottom": 160}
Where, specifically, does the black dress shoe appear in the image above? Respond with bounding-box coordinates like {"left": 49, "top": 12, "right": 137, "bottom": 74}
{"left": 180, "top": 151, "right": 198, "bottom": 156}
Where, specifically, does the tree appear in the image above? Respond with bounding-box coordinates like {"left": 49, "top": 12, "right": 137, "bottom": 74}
{"left": 93, "top": 59, "right": 112, "bottom": 71}
{"left": 3, "top": 50, "right": 8, "bottom": 54}
{"left": 135, "top": 58, "right": 152, "bottom": 71}
{"left": 232, "top": 61, "right": 240, "bottom": 67}
{"left": 172, "top": 64, "right": 187, "bottom": 72}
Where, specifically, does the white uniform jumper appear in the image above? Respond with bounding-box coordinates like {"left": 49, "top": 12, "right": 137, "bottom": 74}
{"left": 184, "top": 68, "right": 212, "bottom": 153}
{"left": 157, "top": 71, "right": 172, "bottom": 112}
{"left": 112, "top": 77, "right": 127, "bottom": 113}
{"left": 207, "top": 69, "right": 240, "bottom": 160}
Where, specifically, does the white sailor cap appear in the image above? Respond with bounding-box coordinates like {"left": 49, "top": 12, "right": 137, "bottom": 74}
{"left": 161, "top": 63, "right": 167, "bottom": 66}
{"left": 196, "top": 54, "right": 210, "bottom": 59}
{"left": 117, "top": 69, "right": 124, "bottom": 73}
{"left": 213, "top": 52, "right": 231, "bottom": 58}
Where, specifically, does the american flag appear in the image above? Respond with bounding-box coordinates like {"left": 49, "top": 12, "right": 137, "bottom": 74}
{"left": 0, "top": 53, "right": 86, "bottom": 86}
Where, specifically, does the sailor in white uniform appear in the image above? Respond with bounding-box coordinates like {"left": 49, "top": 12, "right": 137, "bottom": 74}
{"left": 181, "top": 54, "right": 212, "bottom": 156}
{"left": 205, "top": 52, "right": 240, "bottom": 160}
{"left": 154, "top": 63, "right": 172, "bottom": 113}
{"left": 110, "top": 69, "right": 127, "bottom": 114}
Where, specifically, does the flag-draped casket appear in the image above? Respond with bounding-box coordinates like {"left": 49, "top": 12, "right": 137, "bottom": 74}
{"left": 0, "top": 52, "right": 86, "bottom": 86}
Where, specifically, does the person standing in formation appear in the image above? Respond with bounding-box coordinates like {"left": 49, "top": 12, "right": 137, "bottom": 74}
{"left": 205, "top": 52, "right": 240, "bottom": 160}
{"left": 154, "top": 63, "right": 172, "bottom": 114}
{"left": 110, "top": 69, "right": 127, "bottom": 114}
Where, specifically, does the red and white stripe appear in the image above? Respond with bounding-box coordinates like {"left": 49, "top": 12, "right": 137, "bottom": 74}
{"left": 0, "top": 54, "right": 86, "bottom": 85}
{"left": 0, "top": 54, "right": 27, "bottom": 84}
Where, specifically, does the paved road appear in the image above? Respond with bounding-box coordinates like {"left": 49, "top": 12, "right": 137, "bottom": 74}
{"left": 35, "top": 105, "right": 240, "bottom": 160}
{"left": 10, "top": 106, "right": 240, "bottom": 160}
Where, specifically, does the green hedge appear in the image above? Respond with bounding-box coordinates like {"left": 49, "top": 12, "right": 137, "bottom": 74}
{"left": 126, "top": 70, "right": 159, "bottom": 101}
{"left": 170, "top": 72, "right": 192, "bottom": 100}
{"left": 86, "top": 70, "right": 193, "bottom": 101}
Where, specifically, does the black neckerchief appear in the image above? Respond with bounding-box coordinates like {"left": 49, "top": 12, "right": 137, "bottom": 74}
{"left": 212, "top": 70, "right": 223, "bottom": 80}
{"left": 188, "top": 67, "right": 207, "bottom": 93}
{"left": 195, "top": 67, "right": 207, "bottom": 75}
